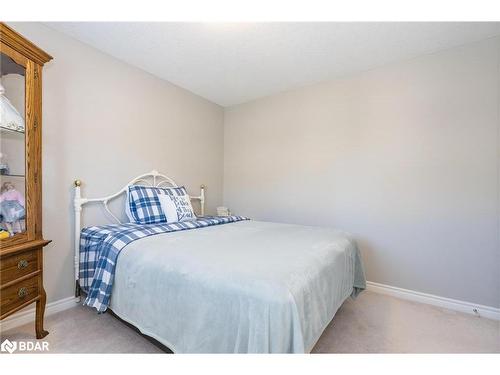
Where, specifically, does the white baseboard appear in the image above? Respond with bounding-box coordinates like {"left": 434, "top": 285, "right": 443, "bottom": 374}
{"left": 1, "top": 283, "right": 498, "bottom": 333}
{"left": 0, "top": 296, "right": 79, "bottom": 332}
{"left": 366, "top": 281, "right": 500, "bottom": 321}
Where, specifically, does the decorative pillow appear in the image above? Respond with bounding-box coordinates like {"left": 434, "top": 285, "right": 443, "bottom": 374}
{"left": 158, "top": 190, "right": 196, "bottom": 223}
{"left": 126, "top": 185, "right": 193, "bottom": 224}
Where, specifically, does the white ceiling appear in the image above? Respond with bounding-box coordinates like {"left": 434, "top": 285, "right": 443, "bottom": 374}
{"left": 45, "top": 22, "right": 500, "bottom": 107}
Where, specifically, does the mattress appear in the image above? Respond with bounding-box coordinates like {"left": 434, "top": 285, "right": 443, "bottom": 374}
{"left": 109, "top": 219, "right": 366, "bottom": 353}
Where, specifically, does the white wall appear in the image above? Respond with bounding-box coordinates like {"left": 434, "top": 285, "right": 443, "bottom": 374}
{"left": 224, "top": 37, "right": 500, "bottom": 308}
{"left": 7, "top": 22, "right": 225, "bottom": 303}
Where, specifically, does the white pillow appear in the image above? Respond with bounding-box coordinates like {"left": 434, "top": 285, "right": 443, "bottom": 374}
{"left": 158, "top": 192, "right": 196, "bottom": 223}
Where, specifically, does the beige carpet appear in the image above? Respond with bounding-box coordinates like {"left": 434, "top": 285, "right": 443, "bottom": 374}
{"left": 1, "top": 291, "right": 499, "bottom": 353}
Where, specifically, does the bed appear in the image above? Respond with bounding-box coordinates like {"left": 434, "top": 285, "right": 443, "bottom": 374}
{"left": 73, "top": 170, "right": 366, "bottom": 353}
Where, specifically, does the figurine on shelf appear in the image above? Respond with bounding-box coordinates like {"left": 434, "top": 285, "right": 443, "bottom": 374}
{"left": 0, "top": 181, "right": 25, "bottom": 235}
{"left": 0, "top": 152, "right": 9, "bottom": 175}
{"left": 0, "top": 228, "right": 9, "bottom": 239}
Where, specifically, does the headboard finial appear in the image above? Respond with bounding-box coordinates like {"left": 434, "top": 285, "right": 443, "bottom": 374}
{"left": 151, "top": 169, "right": 159, "bottom": 176}
{"left": 74, "top": 179, "right": 82, "bottom": 187}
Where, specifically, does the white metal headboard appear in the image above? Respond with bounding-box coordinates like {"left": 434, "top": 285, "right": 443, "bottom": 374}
{"left": 73, "top": 170, "right": 205, "bottom": 300}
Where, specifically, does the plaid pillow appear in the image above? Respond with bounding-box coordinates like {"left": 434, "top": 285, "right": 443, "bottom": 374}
{"left": 127, "top": 185, "right": 190, "bottom": 224}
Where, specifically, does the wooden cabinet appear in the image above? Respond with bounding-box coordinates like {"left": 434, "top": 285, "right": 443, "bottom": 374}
{"left": 0, "top": 23, "right": 52, "bottom": 339}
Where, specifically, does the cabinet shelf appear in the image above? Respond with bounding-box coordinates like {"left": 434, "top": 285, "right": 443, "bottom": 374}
{"left": 0, "top": 126, "right": 25, "bottom": 135}
{"left": 0, "top": 174, "right": 25, "bottom": 178}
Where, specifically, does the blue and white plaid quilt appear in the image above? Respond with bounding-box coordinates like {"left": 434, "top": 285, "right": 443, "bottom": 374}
{"left": 79, "top": 215, "right": 249, "bottom": 312}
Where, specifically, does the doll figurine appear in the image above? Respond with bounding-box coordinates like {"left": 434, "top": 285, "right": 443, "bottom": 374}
{"left": 0, "top": 182, "right": 25, "bottom": 235}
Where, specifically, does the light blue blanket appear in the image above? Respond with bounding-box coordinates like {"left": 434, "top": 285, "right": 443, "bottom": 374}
{"left": 109, "top": 220, "right": 366, "bottom": 353}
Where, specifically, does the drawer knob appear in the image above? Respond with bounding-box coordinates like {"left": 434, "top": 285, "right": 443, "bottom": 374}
{"left": 18, "top": 287, "right": 28, "bottom": 298}
{"left": 17, "top": 259, "right": 29, "bottom": 269}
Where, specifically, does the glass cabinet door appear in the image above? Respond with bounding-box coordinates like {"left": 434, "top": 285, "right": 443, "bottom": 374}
{"left": 0, "top": 51, "right": 27, "bottom": 239}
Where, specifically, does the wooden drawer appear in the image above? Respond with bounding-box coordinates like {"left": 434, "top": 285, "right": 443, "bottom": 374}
{"left": 0, "top": 249, "right": 39, "bottom": 285}
{"left": 0, "top": 275, "right": 39, "bottom": 318}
